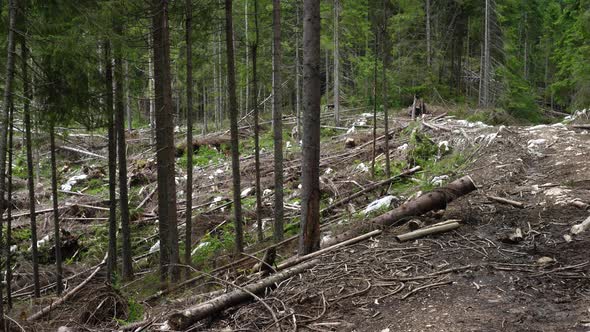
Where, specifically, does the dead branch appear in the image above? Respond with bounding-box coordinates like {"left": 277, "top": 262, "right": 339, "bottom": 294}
{"left": 487, "top": 195, "right": 524, "bottom": 208}
{"left": 27, "top": 254, "right": 107, "bottom": 321}
{"left": 165, "top": 260, "right": 319, "bottom": 330}
{"left": 58, "top": 145, "right": 106, "bottom": 160}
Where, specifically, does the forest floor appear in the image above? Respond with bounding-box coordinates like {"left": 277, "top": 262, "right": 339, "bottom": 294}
{"left": 9, "top": 107, "right": 590, "bottom": 331}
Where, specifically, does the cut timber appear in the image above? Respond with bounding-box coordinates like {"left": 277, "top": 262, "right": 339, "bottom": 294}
{"left": 572, "top": 124, "right": 590, "bottom": 130}
{"left": 396, "top": 222, "right": 460, "bottom": 242}
{"left": 407, "top": 219, "right": 424, "bottom": 231}
{"left": 323, "top": 176, "right": 476, "bottom": 247}
{"left": 165, "top": 259, "right": 318, "bottom": 330}
{"left": 487, "top": 195, "right": 524, "bottom": 208}
{"left": 321, "top": 166, "right": 421, "bottom": 216}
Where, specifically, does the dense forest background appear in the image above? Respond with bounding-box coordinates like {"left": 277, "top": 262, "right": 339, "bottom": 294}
{"left": 1, "top": 0, "right": 587, "bottom": 133}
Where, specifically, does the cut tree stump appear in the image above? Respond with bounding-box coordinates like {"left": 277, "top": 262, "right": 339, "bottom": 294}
{"left": 165, "top": 259, "right": 319, "bottom": 330}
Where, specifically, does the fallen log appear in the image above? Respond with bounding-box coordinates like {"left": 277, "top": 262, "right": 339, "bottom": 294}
{"left": 165, "top": 259, "right": 319, "bottom": 330}
{"left": 571, "top": 199, "right": 589, "bottom": 210}
{"left": 320, "top": 166, "right": 421, "bottom": 216}
{"left": 571, "top": 216, "right": 590, "bottom": 235}
{"left": 487, "top": 195, "right": 524, "bottom": 208}
{"left": 396, "top": 222, "right": 460, "bottom": 242}
{"left": 323, "top": 176, "right": 476, "bottom": 247}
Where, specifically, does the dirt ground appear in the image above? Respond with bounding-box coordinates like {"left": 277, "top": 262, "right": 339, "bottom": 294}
{"left": 13, "top": 111, "right": 590, "bottom": 331}
{"left": 193, "top": 118, "right": 590, "bottom": 332}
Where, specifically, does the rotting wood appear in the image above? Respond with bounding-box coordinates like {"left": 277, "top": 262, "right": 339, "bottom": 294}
{"left": 487, "top": 195, "right": 524, "bottom": 208}
{"left": 165, "top": 259, "right": 318, "bottom": 330}
{"left": 320, "top": 166, "right": 421, "bottom": 216}
{"left": 323, "top": 176, "right": 476, "bottom": 247}
{"left": 396, "top": 222, "right": 460, "bottom": 242}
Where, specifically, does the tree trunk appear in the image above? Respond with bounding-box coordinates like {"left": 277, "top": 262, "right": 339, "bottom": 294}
{"left": 244, "top": 0, "right": 249, "bottom": 117}
{"left": 185, "top": 0, "right": 194, "bottom": 279}
{"left": 225, "top": 0, "right": 244, "bottom": 253}
{"left": 104, "top": 40, "right": 117, "bottom": 283}
{"left": 0, "top": 0, "right": 17, "bottom": 319}
{"left": 49, "top": 125, "right": 63, "bottom": 295}
{"left": 252, "top": 0, "right": 263, "bottom": 242}
{"left": 426, "top": 0, "right": 431, "bottom": 68}
{"left": 152, "top": 0, "right": 180, "bottom": 282}
{"left": 21, "top": 33, "right": 40, "bottom": 299}
{"left": 114, "top": 18, "right": 133, "bottom": 281}
{"left": 371, "top": 30, "right": 378, "bottom": 178}
{"left": 333, "top": 0, "right": 340, "bottom": 126}
{"left": 5, "top": 104, "right": 13, "bottom": 308}
{"left": 148, "top": 36, "right": 156, "bottom": 145}
{"left": 125, "top": 60, "right": 132, "bottom": 132}
{"left": 295, "top": 3, "right": 301, "bottom": 138}
{"left": 272, "top": 0, "right": 284, "bottom": 242}
{"left": 299, "top": 0, "right": 321, "bottom": 255}
{"left": 381, "top": 0, "right": 390, "bottom": 178}
{"left": 103, "top": 41, "right": 117, "bottom": 282}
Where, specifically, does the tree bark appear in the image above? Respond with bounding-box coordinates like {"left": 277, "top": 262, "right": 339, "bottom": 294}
{"left": 272, "top": 0, "right": 284, "bottom": 242}
{"left": 0, "top": 0, "right": 17, "bottom": 319}
{"left": 299, "top": 0, "right": 321, "bottom": 255}
{"left": 5, "top": 104, "right": 13, "bottom": 308}
{"left": 225, "top": 0, "right": 244, "bottom": 253}
{"left": 49, "top": 125, "right": 63, "bottom": 295}
{"left": 295, "top": 3, "right": 301, "bottom": 138}
{"left": 104, "top": 40, "right": 117, "bottom": 283}
{"left": 21, "top": 32, "right": 40, "bottom": 298}
{"left": 184, "top": 0, "right": 194, "bottom": 279}
{"left": 114, "top": 17, "right": 133, "bottom": 281}
{"left": 381, "top": 0, "right": 390, "bottom": 178}
{"left": 333, "top": 0, "right": 340, "bottom": 126}
{"left": 252, "top": 0, "right": 263, "bottom": 242}
{"left": 152, "top": 0, "right": 180, "bottom": 282}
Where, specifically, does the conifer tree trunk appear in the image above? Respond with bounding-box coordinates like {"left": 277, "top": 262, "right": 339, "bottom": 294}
{"left": 252, "top": 0, "right": 263, "bottom": 242}
{"left": 381, "top": 0, "right": 390, "bottom": 178}
{"left": 295, "top": 3, "right": 301, "bottom": 138}
{"left": 333, "top": 0, "right": 340, "bottom": 126}
{"left": 225, "top": 0, "right": 244, "bottom": 253}
{"left": 5, "top": 104, "right": 13, "bottom": 308}
{"left": 0, "top": 0, "right": 16, "bottom": 320}
{"left": 184, "top": 0, "right": 194, "bottom": 278}
{"left": 371, "top": 31, "right": 378, "bottom": 178}
{"left": 21, "top": 33, "right": 40, "bottom": 298}
{"left": 0, "top": 0, "right": 17, "bottom": 319}
{"left": 299, "top": 0, "right": 321, "bottom": 255}
{"left": 125, "top": 60, "right": 132, "bottom": 132}
{"left": 104, "top": 41, "right": 117, "bottom": 282}
{"left": 426, "top": 0, "right": 431, "bottom": 68}
{"left": 114, "top": 19, "right": 133, "bottom": 281}
{"left": 49, "top": 124, "right": 63, "bottom": 295}
{"left": 152, "top": 0, "right": 180, "bottom": 282}
{"left": 272, "top": 0, "right": 284, "bottom": 242}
